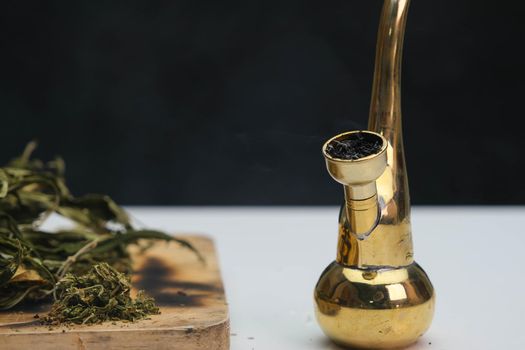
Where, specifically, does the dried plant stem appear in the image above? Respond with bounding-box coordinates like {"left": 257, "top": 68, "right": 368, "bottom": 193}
{"left": 56, "top": 239, "right": 101, "bottom": 280}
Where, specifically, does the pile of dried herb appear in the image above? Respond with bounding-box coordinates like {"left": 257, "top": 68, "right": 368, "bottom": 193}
{"left": 45, "top": 263, "right": 159, "bottom": 325}
{"left": 326, "top": 132, "right": 383, "bottom": 160}
{"left": 0, "top": 141, "right": 201, "bottom": 318}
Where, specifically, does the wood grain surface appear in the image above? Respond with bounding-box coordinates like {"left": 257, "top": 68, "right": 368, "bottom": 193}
{"left": 0, "top": 235, "right": 229, "bottom": 349}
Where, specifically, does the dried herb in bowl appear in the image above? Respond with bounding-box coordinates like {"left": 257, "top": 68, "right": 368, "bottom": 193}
{"left": 0, "top": 142, "right": 202, "bottom": 322}
{"left": 325, "top": 132, "right": 383, "bottom": 160}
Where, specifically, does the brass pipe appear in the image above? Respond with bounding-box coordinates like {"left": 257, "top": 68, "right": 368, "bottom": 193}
{"left": 314, "top": 0, "right": 435, "bottom": 348}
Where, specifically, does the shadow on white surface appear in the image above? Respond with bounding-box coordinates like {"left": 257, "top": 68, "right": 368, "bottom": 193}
{"left": 309, "top": 336, "right": 435, "bottom": 350}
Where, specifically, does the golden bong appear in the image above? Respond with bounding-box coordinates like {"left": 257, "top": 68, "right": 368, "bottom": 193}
{"left": 314, "top": 0, "right": 435, "bottom": 348}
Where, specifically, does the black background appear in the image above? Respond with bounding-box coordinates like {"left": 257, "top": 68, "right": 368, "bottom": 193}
{"left": 1, "top": 1, "right": 523, "bottom": 205}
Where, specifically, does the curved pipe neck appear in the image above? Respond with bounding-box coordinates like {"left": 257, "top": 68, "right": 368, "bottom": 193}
{"left": 368, "top": 0, "right": 411, "bottom": 221}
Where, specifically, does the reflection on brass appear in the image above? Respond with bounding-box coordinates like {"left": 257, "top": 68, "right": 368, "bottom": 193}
{"left": 314, "top": 0, "right": 435, "bottom": 348}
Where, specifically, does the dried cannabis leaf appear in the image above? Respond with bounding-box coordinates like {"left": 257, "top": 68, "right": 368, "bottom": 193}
{"left": 0, "top": 141, "right": 203, "bottom": 311}
{"left": 45, "top": 263, "right": 159, "bottom": 325}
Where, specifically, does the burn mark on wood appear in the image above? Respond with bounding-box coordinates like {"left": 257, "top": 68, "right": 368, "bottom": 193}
{"left": 133, "top": 257, "right": 221, "bottom": 307}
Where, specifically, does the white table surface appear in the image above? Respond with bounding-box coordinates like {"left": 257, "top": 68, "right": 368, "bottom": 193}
{"left": 124, "top": 206, "right": 525, "bottom": 350}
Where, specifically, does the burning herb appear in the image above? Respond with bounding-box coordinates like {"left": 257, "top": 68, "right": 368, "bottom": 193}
{"left": 326, "top": 132, "right": 383, "bottom": 160}
{"left": 0, "top": 141, "right": 202, "bottom": 312}
{"left": 45, "top": 263, "right": 159, "bottom": 325}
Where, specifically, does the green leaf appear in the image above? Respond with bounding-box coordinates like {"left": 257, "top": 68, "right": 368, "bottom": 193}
{"left": 58, "top": 194, "right": 131, "bottom": 231}
{"left": 0, "top": 285, "right": 40, "bottom": 310}
{"left": 0, "top": 240, "right": 22, "bottom": 286}
{"left": 0, "top": 169, "right": 7, "bottom": 198}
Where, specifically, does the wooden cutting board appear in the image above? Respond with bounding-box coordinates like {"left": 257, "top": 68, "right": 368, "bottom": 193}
{"left": 0, "top": 235, "right": 229, "bottom": 350}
